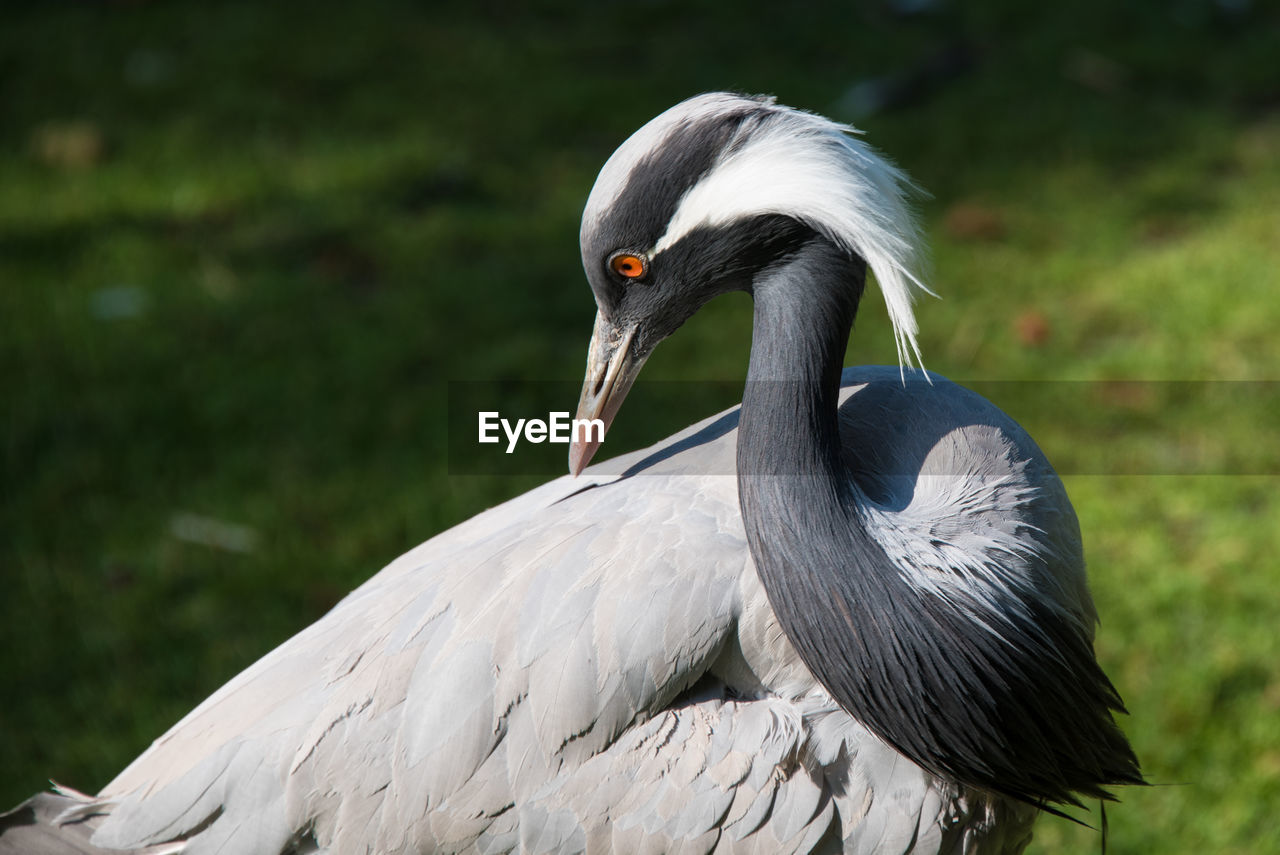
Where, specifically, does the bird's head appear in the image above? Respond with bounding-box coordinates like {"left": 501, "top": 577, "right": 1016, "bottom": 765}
{"left": 570, "top": 92, "right": 930, "bottom": 475}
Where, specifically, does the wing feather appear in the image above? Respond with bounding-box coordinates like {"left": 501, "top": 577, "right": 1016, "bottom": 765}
{"left": 35, "top": 377, "right": 1051, "bottom": 854}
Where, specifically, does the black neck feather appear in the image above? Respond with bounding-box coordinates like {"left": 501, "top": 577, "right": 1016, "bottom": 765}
{"left": 736, "top": 239, "right": 1142, "bottom": 809}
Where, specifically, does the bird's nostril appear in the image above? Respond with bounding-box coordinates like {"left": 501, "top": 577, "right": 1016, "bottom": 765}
{"left": 591, "top": 373, "right": 606, "bottom": 397}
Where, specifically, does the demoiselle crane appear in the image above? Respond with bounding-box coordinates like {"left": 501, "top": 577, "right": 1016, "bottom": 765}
{"left": 1, "top": 93, "right": 1142, "bottom": 854}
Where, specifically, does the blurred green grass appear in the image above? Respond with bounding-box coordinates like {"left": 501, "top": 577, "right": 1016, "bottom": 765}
{"left": 2, "top": 1, "right": 1278, "bottom": 852}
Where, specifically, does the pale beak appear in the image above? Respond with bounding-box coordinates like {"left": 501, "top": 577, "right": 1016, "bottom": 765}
{"left": 569, "top": 312, "right": 647, "bottom": 476}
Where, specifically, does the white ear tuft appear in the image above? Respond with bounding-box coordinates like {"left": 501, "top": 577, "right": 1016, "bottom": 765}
{"left": 655, "top": 98, "right": 935, "bottom": 371}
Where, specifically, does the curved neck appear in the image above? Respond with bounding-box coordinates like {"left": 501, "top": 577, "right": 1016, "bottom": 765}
{"left": 732, "top": 241, "right": 1142, "bottom": 809}
{"left": 736, "top": 240, "right": 863, "bottom": 487}
{"left": 734, "top": 240, "right": 888, "bottom": 717}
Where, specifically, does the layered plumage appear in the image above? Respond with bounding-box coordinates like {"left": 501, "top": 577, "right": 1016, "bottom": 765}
{"left": 1, "top": 93, "right": 1140, "bottom": 855}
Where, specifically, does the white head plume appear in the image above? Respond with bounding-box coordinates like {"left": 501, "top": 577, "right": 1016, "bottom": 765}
{"left": 616, "top": 93, "right": 935, "bottom": 370}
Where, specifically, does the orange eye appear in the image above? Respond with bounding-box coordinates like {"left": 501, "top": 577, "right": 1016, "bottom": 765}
{"left": 609, "top": 252, "right": 648, "bottom": 280}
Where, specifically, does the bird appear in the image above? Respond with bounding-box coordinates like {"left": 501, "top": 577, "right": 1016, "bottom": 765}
{"left": 0, "top": 92, "right": 1142, "bottom": 855}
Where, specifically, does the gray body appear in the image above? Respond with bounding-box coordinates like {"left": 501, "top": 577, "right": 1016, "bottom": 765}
{"left": 5, "top": 369, "right": 1062, "bottom": 854}
{"left": 2, "top": 93, "right": 1138, "bottom": 853}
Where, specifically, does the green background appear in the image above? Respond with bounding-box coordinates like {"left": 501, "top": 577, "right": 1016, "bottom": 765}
{"left": 3, "top": 2, "right": 1278, "bottom": 852}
